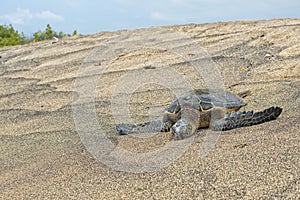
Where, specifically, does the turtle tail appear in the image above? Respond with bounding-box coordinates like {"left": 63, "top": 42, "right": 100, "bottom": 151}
{"left": 212, "top": 106, "right": 282, "bottom": 131}
{"left": 116, "top": 120, "right": 165, "bottom": 135}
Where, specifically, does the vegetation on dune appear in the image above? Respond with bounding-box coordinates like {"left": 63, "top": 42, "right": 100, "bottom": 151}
{"left": 0, "top": 24, "right": 25, "bottom": 47}
{"left": 0, "top": 24, "right": 78, "bottom": 47}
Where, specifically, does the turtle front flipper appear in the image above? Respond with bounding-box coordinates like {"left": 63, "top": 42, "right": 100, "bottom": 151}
{"left": 211, "top": 106, "right": 282, "bottom": 131}
{"left": 116, "top": 120, "right": 165, "bottom": 135}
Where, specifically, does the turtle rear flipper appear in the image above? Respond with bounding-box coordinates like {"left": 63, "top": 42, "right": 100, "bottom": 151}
{"left": 116, "top": 120, "right": 164, "bottom": 135}
{"left": 211, "top": 106, "right": 282, "bottom": 131}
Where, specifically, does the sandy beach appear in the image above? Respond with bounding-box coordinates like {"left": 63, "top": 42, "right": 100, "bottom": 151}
{"left": 0, "top": 18, "right": 299, "bottom": 199}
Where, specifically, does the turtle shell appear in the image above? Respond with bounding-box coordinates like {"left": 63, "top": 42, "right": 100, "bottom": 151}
{"left": 199, "top": 91, "right": 247, "bottom": 110}
{"left": 166, "top": 90, "right": 246, "bottom": 114}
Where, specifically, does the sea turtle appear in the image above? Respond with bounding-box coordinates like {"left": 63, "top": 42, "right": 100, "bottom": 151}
{"left": 116, "top": 89, "right": 282, "bottom": 140}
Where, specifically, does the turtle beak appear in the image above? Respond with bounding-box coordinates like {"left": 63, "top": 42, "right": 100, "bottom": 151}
{"left": 172, "top": 120, "right": 192, "bottom": 140}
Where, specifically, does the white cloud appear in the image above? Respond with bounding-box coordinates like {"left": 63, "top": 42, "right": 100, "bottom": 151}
{"left": 1, "top": 8, "right": 32, "bottom": 24}
{"left": 35, "top": 11, "right": 64, "bottom": 21}
{"left": 150, "top": 12, "right": 169, "bottom": 21}
{"left": 1, "top": 8, "right": 64, "bottom": 25}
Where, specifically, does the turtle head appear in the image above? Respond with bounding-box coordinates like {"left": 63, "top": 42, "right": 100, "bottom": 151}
{"left": 172, "top": 119, "right": 193, "bottom": 140}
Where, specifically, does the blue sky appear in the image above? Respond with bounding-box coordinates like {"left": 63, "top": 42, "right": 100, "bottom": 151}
{"left": 0, "top": 0, "right": 299, "bottom": 36}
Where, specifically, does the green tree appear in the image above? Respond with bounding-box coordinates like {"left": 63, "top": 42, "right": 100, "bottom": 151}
{"left": 72, "top": 30, "right": 77, "bottom": 36}
{"left": 33, "top": 31, "right": 41, "bottom": 42}
{"left": 1, "top": 24, "right": 80, "bottom": 47}
{"left": 0, "top": 24, "right": 23, "bottom": 47}
{"left": 33, "top": 24, "right": 74, "bottom": 42}
{"left": 33, "top": 24, "right": 55, "bottom": 42}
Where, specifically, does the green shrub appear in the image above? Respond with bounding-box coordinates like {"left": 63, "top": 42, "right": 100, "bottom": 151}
{"left": 33, "top": 24, "right": 78, "bottom": 42}
{"left": 72, "top": 30, "right": 77, "bottom": 36}
{"left": 0, "top": 24, "right": 80, "bottom": 47}
{"left": 0, "top": 24, "right": 24, "bottom": 47}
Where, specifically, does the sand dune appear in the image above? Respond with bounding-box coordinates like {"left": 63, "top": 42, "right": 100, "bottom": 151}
{"left": 0, "top": 18, "right": 299, "bottom": 199}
